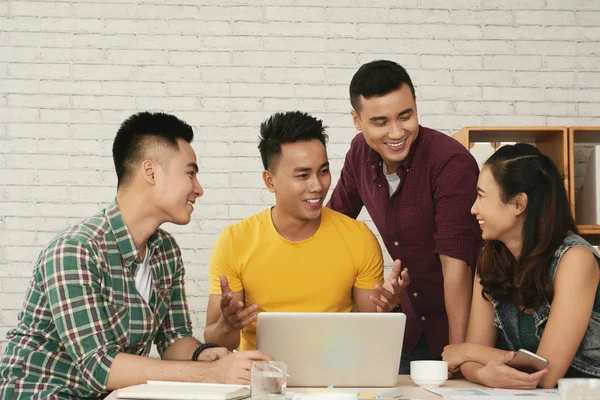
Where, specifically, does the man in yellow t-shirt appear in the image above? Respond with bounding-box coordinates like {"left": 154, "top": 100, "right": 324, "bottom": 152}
{"left": 204, "top": 111, "right": 410, "bottom": 351}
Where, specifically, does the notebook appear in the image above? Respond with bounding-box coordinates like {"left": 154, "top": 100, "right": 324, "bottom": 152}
{"left": 116, "top": 381, "right": 250, "bottom": 400}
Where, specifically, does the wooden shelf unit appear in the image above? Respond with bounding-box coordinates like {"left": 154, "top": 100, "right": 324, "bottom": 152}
{"left": 452, "top": 126, "right": 600, "bottom": 245}
{"left": 452, "top": 126, "right": 569, "bottom": 195}
{"left": 568, "top": 127, "right": 600, "bottom": 242}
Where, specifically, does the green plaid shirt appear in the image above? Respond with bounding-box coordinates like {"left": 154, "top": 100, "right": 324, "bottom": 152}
{"left": 0, "top": 199, "right": 194, "bottom": 399}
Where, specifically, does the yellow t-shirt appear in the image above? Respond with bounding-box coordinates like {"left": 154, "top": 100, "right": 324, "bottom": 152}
{"left": 209, "top": 207, "right": 384, "bottom": 350}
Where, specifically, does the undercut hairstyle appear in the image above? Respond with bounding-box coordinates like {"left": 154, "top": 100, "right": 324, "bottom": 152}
{"left": 477, "top": 143, "right": 577, "bottom": 309}
{"left": 258, "top": 111, "right": 328, "bottom": 171}
{"left": 349, "top": 60, "right": 416, "bottom": 111}
{"left": 112, "top": 111, "right": 194, "bottom": 188}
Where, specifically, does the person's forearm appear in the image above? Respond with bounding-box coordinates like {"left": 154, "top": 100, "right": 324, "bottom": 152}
{"left": 106, "top": 353, "right": 216, "bottom": 391}
{"left": 441, "top": 255, "right": 472, "bottom": 344}
{"left": 460, "top": 361, "right": 486, "bottom": 385}
{"left": 162, "top": 336, "right": 201, "bottom": 361}
{"left": 463, "top": 343, "right": 508, "bottom": 365}
{"left": 203, "top": 318, "right": 241, "bottom": 351}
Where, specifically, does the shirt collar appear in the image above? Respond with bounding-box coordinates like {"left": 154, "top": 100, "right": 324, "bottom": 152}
{"left": 105, "top": 198, "right": 163, "bottom": 267}
{"left": 365, "top": 125, "right": 422, "bottom": 177}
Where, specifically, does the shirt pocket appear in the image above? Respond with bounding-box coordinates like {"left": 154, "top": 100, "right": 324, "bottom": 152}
{"left": 99, "top": 281, "right": 130, "bottom": 348}
{"left": 104, "top": 301, "right": 129, "bottom": 348}
{"left": 393, "top": 202, "right": 435, "bottom": 247}
{"left": 153, "top": 288, "right": 172, "bottom": 332}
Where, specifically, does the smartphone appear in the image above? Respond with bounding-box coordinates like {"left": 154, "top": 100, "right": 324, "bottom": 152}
{"left": 507, "top": 349, "right": 549, "bottom": 373}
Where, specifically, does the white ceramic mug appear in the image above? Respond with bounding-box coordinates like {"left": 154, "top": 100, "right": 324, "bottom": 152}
{"left": 410, "top": 360, "right": 448, "bottom": 387}
{"left": 558, "top": 378, "right": 600, "bottom": 400}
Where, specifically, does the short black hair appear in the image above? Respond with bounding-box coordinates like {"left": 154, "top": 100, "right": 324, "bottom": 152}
{"left": 258, "top": 111, "right": 328, "bottom": 170}
{"left": 349, "top": 60, "right": 415, "bottom": 111}
{"left": 112, "top": 111, "right": 194, "bottom": 187}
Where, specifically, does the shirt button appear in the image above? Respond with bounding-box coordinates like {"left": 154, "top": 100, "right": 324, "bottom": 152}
{"left": 146, "top": 316, "right": 152, "bottom": 323}
{"left": 394, "top": 241, "right": 399, "bottom": 246}
{"left": 124, "top": 260, "right": 131, "bottom": 266}
{"left": 115, "top": 307, "right": 120, "bottom": 313}
{"left": 421, "top": 316, "right": 426, "bottom": 321}
{"left": 413, "top": 292, "right": 418, "bottom": 297}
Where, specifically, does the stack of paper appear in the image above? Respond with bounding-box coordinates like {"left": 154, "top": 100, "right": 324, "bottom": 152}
{"left": 424, "top": 387, "right": 560, "bottom": 400}
{"left": 117, "top": 381, "right": 251, "bottom": 400}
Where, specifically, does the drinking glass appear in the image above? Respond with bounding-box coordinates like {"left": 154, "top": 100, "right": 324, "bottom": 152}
{"left": 251, "top": 361, "right": 287, "bottom": 399}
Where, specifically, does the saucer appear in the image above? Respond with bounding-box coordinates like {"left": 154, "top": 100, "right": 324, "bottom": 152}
{"left": 411, "top": 378, "right": 447, "bottom": 387}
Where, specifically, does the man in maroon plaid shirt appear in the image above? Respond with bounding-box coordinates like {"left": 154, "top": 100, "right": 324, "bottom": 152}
{"left": 328, "top": 60, "right": 482, "bottom": 374}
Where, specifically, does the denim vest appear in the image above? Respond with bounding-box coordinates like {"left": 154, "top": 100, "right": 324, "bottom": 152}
{"left": 490, "top": 233, "right": 600, "bottom": 377}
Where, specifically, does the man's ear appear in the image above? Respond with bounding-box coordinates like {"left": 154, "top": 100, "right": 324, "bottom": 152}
{"left": 512, "top": 192, "right": 528, "bottom": 216}
{"left": 262, "top": 170, "right": 275, "bottom": 193}
{"left": 141, "top": 160, "right": 156, "bottom": 185}
{"left": 351, "top": 109, "right": 363, "bottom": 132}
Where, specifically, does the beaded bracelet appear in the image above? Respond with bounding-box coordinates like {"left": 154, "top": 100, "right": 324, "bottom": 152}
{"left": 191, "top": 343, "right": 221, "bottom": 361}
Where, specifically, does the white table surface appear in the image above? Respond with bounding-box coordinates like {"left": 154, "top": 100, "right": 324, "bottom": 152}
{"left": 105, "top": 375, "right": 485, "bottom": 400}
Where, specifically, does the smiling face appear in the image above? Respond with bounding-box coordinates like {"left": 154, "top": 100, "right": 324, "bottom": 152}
{"left": 351, "top": 84, "right": 419, "bottom": 173}
{"left": 153, "top": 138, "right": 204, "bottom": 225}
{"left": 264, "top": 138, "right": 331, "bottom": 224}
{"left": 471, "top": 166, "right": 523, "bottom": 242}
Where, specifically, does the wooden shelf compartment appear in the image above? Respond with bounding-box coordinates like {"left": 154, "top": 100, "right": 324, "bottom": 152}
{"left": 452, "top": 126, "right": 569, "bottom": 198}
{"left": 568, "top": 127, "right": 600, "bottom": 240}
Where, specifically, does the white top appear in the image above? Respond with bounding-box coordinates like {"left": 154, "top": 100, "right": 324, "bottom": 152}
{"left": 383, "top": 163, "right": 401, "bottom": 197}
{"left": 135, "top": 245, "right": 153, "bottom": 304}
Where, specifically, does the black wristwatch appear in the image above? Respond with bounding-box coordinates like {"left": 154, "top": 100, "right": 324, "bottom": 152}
{"left": 191, "top": 343, "right": 221, "bottom": 361}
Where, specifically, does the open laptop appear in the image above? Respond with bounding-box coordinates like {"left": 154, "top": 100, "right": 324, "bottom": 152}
{"left": 256, "top": 312, "right": 406, "bottom": 387}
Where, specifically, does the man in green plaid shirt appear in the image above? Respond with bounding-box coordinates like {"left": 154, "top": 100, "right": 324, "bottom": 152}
{"left": 0, "top": 112, "right": 272, "bottom": 399}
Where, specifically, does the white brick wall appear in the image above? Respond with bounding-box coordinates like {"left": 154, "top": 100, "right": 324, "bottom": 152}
{"left": 1, "top": 0, "right": 600, "bottom": 355}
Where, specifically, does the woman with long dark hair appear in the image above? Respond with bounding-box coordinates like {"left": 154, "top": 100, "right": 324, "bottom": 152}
{"left": 442, "top": 143, "right": 600, "bottom": 389}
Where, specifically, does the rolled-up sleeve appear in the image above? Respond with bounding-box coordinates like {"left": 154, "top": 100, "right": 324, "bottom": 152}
{"left": 154, "top": 254, "right": 194, "bottom": 357}
{"left": 43, "top": 239, "right": 121, "bottom": 393}
{"left": 432, "top": 153, "right": 482, "bottom": 268}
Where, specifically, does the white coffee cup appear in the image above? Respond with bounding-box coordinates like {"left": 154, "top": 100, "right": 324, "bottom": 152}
{"left": 410, "top": 360, "right": 448, "bottom": 387}
{"left": 558, "top": 378, "right": 600, "bottom": 400}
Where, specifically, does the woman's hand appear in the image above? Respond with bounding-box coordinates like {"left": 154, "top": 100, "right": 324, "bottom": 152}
{"left": 475, "top": 352, "right": 547, "bottom": 389}
{"left": 442, "top": 343, "right": 471, "bottom": 373}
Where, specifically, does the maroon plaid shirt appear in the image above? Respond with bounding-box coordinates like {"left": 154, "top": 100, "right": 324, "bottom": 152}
{"left": 328, "top": 126, "right": 482, "bottom": 357}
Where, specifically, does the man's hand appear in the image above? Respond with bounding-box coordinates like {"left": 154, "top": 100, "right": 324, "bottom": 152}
{"left": 207, "top": 350, "right": 275, "bottom": 384}
{"left": 197, "top": 347, "right": 231, "bottom": 362}
{"left": 369, "top": 259, "right": 410, "bottom": 312}
{"left": 475, "top": 352, "right": 547, "bottom": 390}
{"left": 219, "top": 275, "right": 258, "bottom": 330}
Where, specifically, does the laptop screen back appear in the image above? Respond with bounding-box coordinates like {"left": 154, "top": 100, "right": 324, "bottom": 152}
{"left": 256, "top": 312, "right": 405, "bottom": 387}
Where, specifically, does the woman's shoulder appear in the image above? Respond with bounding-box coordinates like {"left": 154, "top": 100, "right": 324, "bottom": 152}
{"left": 552, "top": 234, "right": 600, "bottom": 280}
{"left": 554, "top": 233, "right": 600, "bottom": 260}
{"left": 559, "top": 245, "right": 598, "bottom": 267}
